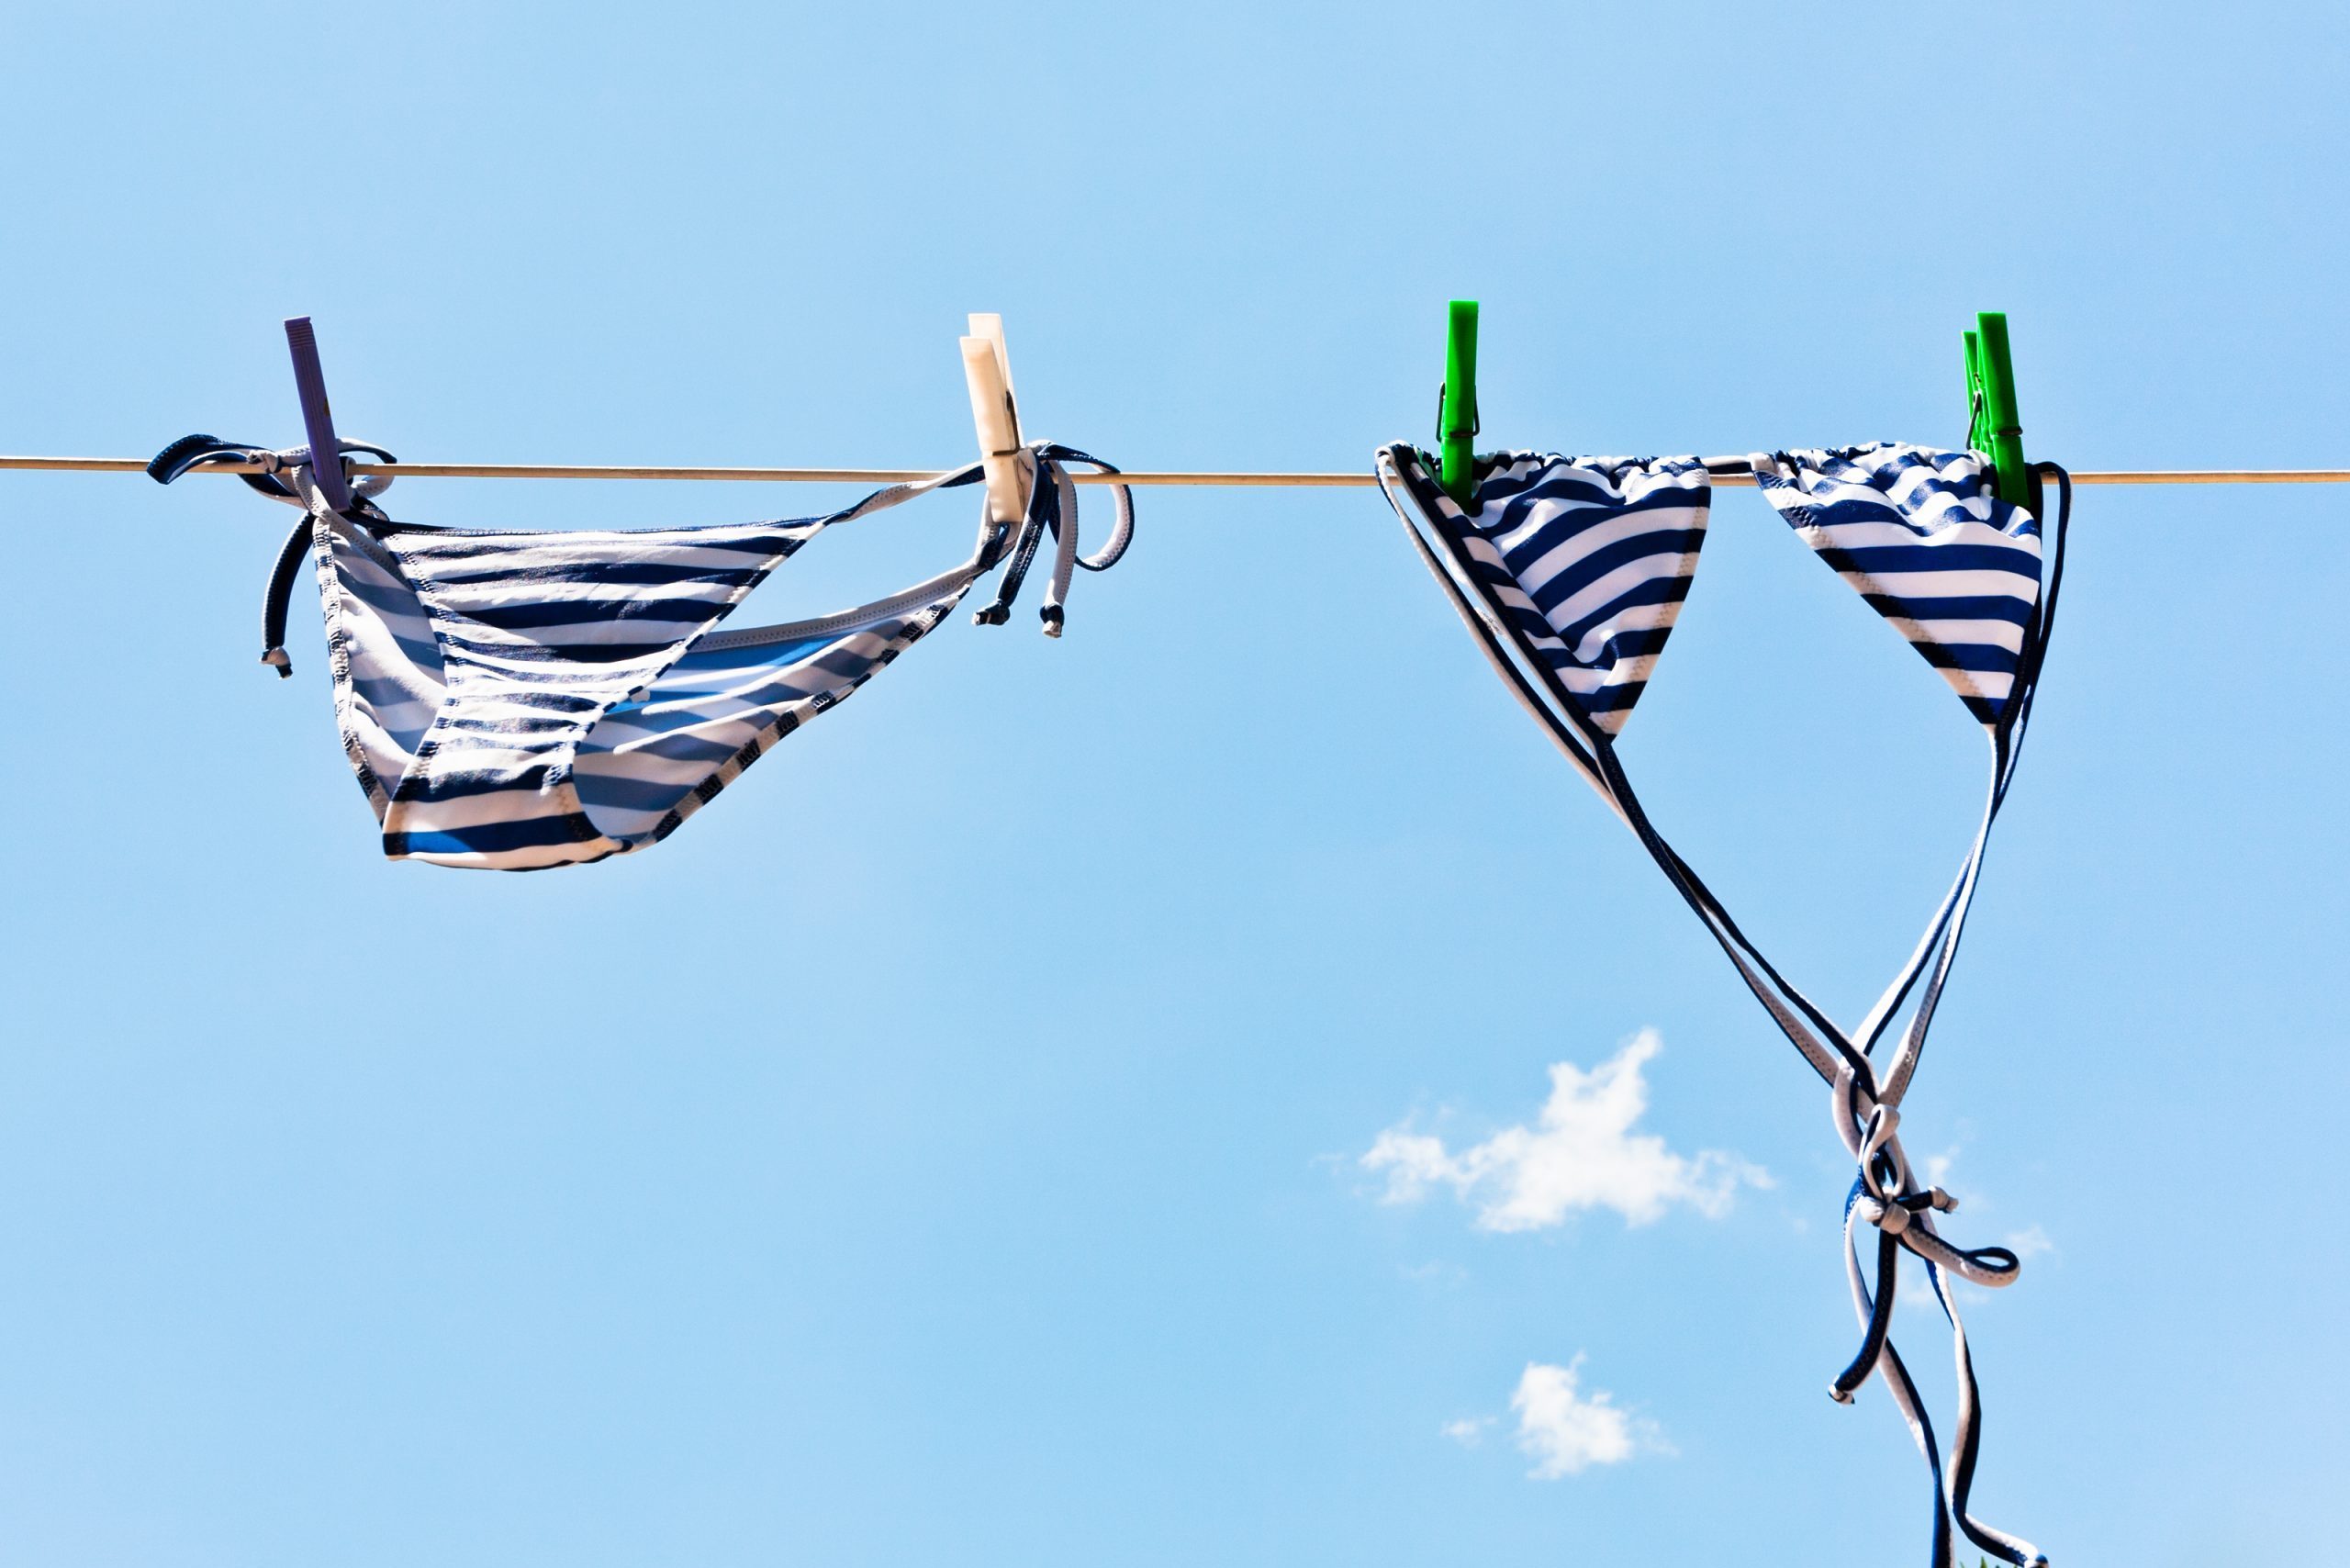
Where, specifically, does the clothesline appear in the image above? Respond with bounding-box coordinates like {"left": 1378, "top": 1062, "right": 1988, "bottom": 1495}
{"left": 3, "top": 454, "right": 2348, "bottom": 487}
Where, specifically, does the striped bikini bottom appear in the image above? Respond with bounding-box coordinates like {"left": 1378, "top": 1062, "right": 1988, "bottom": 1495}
{"left": 217, "top": 443, "right": 1129, "bottom": 870}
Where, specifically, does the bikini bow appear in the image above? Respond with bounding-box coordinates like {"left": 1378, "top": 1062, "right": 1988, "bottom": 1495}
{"left": 968, "top": 443, "right": 1136, "bottom": 636}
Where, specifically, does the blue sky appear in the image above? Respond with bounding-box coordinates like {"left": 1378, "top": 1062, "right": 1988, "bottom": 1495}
{"left": 3, "top": 3, "right": 2345, "bottom": 1563}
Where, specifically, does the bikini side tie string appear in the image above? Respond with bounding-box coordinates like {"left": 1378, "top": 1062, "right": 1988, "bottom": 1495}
{"left": 968, "top": 443, "right": 1136, "bottom": 634}
{"left": 148, "top": 435, "right": 399, "bottom": 676}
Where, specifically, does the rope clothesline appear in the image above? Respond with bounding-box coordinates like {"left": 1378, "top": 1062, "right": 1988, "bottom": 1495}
{"left": 3, "top": 454, "right": 2348, "bottom": 487}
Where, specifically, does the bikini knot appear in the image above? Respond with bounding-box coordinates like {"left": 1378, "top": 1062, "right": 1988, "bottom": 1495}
{"left": 1856, "top": 1184, "right": 1958, "bottom": 1235}
{"left": 967, "top": 444, "right": 1134, "bottom": 636}
{"left": 1860, "top": 1193, "right": 1910, "bottom": 1235}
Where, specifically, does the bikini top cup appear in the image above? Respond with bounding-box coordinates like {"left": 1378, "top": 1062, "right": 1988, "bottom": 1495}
{"left": 151, "top": 438, "right": 1133, "bottom": 871}
{"left": 1379, "top": 441, "right": 2069, "bottom": 1568}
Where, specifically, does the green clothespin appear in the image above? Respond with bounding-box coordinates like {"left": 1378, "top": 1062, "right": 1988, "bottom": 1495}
{"left": 1439, "top": 299, "right": 1480, "bottom": 505}
{"left": 1963, "top": 310, "right": 2029, "bottom": 506}
{"left": 1962, "top": 329, "right": 1989, "bottom": 454}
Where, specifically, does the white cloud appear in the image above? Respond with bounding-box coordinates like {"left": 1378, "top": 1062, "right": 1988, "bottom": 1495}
{"left": 1361, "top": 1029, "right": 1769, "bottom": 1230}
{"left": 1440, "top": 1417, "right": 1493, "bottom": 1448}
{"left": 1511, "top": 1359, "right": 1644, "bottom": 1478}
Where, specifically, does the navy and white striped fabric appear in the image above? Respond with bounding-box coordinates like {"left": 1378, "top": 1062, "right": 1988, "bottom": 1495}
{"left": 318, "top": 510, "right": 960, "bottom": 868}
{"left": 1382, "top": 438, "right": 2068, "bottom": 1568}
{"left": 1382, "top": 448, "right": 1710, "bottom": 734}
{"left": 1751, "top": 444, "right": 2044, "bottom": 727}
{"left": 232, "top": 446, "right": 1127, "bottom": 870}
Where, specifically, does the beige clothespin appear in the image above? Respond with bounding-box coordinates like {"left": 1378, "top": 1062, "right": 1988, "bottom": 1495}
{"left": 959, "top": 312, "right": 1029, "bottom": 526}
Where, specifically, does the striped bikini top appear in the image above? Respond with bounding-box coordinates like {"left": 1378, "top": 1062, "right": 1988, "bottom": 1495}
{"left": 1378, "top": 441, "right": 2070, "bottom": 1568}
{"left": 152, "top": 436, "right": 1133, "bottom": 871}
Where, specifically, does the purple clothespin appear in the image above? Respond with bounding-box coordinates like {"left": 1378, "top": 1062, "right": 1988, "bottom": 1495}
{"left": 284, "top": 316, "right": 353, "bottom": 513}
